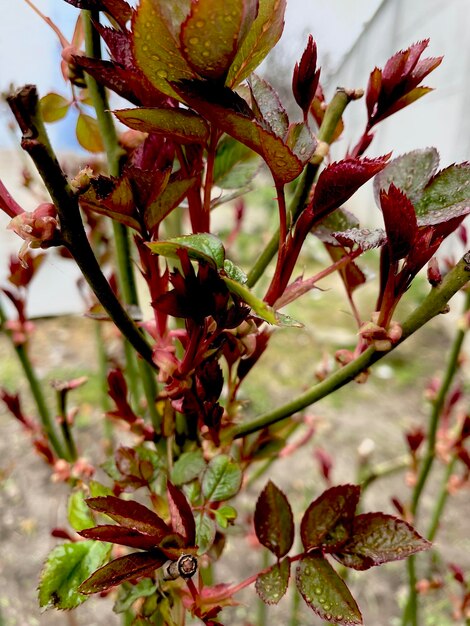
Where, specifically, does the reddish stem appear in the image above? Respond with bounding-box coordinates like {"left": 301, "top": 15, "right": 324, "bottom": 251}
{"left": 0, "top": 180, "right": 24, "bottom": 218}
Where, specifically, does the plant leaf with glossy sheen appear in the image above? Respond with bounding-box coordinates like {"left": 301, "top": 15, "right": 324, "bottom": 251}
{"left": 132, "top": 0, "right": 195, "bottom": 98}
{"left": 296, "top": 553, "right": 362, "bottom": 625}
{"left": 167, "top": 481, "right": 196, "bottom": 545}
{"left": 213, "top": 135, "right": 259, "bottom": 189}
{"left": 76, "top": 113, "right": 104, "bottom": 153}
{"left": 313, "top": 208, "right": 360, "bottom": 246}
{"left": 38, "top": 541, "right": 111, "bottom": 609}
{"left": 40, "top": 93, "right": 70, "bottom": 123}
{"left": 286, "top": 122, "right": 317, "bottom": 164}
{"left": 195, "top": 512, "right": 217, "bottom": 554}
{"left": 171, "top": 450, "right": 206, "bottom": 485}
{"left": 147, "top": 233, "right": 226, "bottom": 269}
{"left": 79, "top": 551, "right": 167, "bottom": 594}
{"left": 226, "top": 0, "right": 286, "bottom": 87}
{"left": 85, "top": 496, "right": 170, "bottom": 539}
{"left": 312, "top": 156, "right": 390, "bottom": 221}
{"left": 201, "top": 454, "right": 242, "bottom": 502}
{"left": 300, "top": 484, "right": 360, "bottom": 553}
{"left": 144, "top": 177, "right": 196, "bottom": 233}
{"left": 414, "top": 163, "right": 470, "bottom": 224}
{"left": 172, "top": 80, "right": 303, "bottom": 183}
{"left": 114, "top": 107, "right": 209, "bottom": 144}
{"left": 373, "top": 148, "right": 440, "bottom": 206}
{"left": 256, "top": 557, "right": 290, "bottom": 604}
{"left": 180, "top": 0, "right": 258, "bottom": 81}
{"left": 68, "top": 490, "right": 95, "bottom": 532}
{"left": 254, "top": 480, "right": 294, "bottom": 558}
{"left": 333, "top": 513, "right": 431, "bottom": 571}
{"left": 332, "top": 228, "right": 387, "bottom": 252}
{"left": 249, "top": 74, "right": 289, "bottom": 138}
{"left": 222, "top": 274, "right": 300, "bottom": 326}
{"left": 380, "top": 184, "right": 417, "bottom": 262}
{"left": 78, "top": 525, "right": 162, "bottom": 550}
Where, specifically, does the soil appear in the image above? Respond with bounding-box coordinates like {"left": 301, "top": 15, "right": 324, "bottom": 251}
{"left": 0, "top": 303, "right": 468, "bottom": 626}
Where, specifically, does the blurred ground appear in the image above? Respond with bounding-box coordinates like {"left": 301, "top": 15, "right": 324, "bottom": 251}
{"left": 0, "top": 275, "right": 469, "bottom": 625}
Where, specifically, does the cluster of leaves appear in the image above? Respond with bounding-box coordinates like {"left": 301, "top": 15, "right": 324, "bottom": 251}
{"left": 253, "top": 482, "right": 429, "bottom": 624}
{"left": 1, "top": 0, "right": 470, "bottom": 624}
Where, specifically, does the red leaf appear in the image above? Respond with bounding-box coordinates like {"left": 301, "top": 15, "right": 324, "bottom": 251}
{"left": 78, "top": 551, "right": 166, "bottom": 594}
{"left": 379, "top": 184, "right": 418, "bottom": 262}
{"left": 333, "top": 513, "right": 431, "bottom": 571}
{"left": 172, "top": 80, "right": 303, "bottom": 184}
{"left": 300, "top": 484, "right": 360, "bottom": 552}
{"left": 78, "top": 524, "right": 162, "bottom": 550}
{"left": 254, "top": 480, "right": 294, "bottom": 558}
{"left": 312, "top": 155, "right": 390, "bottom": 221}
{"left": 85, "top": 496, "right": 170, "bottom": 539}
{"left": 167, "top": 481, "right": 196, "bottom": 546}
{"left": 292, "top": 35, "right": 320, "bottom": 121}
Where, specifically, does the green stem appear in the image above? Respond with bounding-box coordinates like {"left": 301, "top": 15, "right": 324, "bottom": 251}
{"left": 82, "top": 10, "right": 161, "bottom": 431}
{"left": 224, "top": 253, "right": 470, "bottom": 441}
{"left": 0, "top": 300, "right": 67, "bottom": 459}
{"left": 426, "top": 455, "right": 457, "bottom": 543}
{"left": 401, "top": 286, "right": 470, "bottom": 626}
{"left": 55, "top": 387, "right": 78, "bottom": 462}
{"left": 246, "top": 89, "right": 352, "bottom": 288}
{"left": 411, "top": 287, "right": 470, "bottom": 516}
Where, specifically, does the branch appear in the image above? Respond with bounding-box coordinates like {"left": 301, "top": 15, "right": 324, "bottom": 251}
{"left": 225, "top": 252, "right": 470, "bottom": 440}
{"left": 246, "top": 89, "right": 354, "bottom": 288}
{"left": 6, "top": 84, "right": 155, "bottom": 367}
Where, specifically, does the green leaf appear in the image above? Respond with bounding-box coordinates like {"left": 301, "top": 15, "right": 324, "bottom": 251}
{"left": 40, "top": 92, "right": 70, "bottom": 123}
{"left": 222, "top": 274, "right": 298, "bottom": 325}
{"left": 147, "top": 233, "right": 226, "bottom": 269}
{"left": 295, "top": 553, "right": 362, "bottom": 625}
{"left": 249, "top": 73, "right": 289, "bottom": 138}
{"left": 213, "top": 135, "right": 259, "bottom": 190}
{"left": 300, "top": 485, "right": 360, "bottom": 553}
{"left": 144, "top": 177, "right": 196, "bottom": 233}
{"left": 333, "top": 513, "right": 431, "bottom": 571}
{"left": 113, "top": 578, "right": 157, "bottom": 613}
{"left": 373, "top": 148, "right": 439, "bottom": 206}
{"left": 313, "top": 208, "right": 360, "bottom": 246}
{"left": 38, "top": 541, "right": 111, "bottom": 609}
{"left": 180, "top": 0, "right": 258, "bottom": 81}
{"left": 201, "top": 454, "right": 242, "bottom": 502}
{"left": 213, "top": 505, "right": 237, "bottom": 529}
{"left": 256, "top": 558, "right": 290, "bottom": 605}
{"left": 285, "top": 122, "right": 317, "bottom": 164}
{"left": 414, "top": 163, "right": 470, "bottom": 224}
{"left": 223, "top": 259, "right": 247, "bottom": 284}
{"left": 195, "top": 512, "right": 216, "bottom": 554}
{"left": 226, "top": 0, "right": 287, "bottom": 87}
{"left": 68, "top": 490, "right": 95, "bottom": 532}
{"left": 76, "top": 113, "right": 104, "bottom": 153}
{"left": 114, "top": 107, "right": 209, "bottom": 144}
{"left": 254, "top": 480, "right": 294, "bottom": 558}
{"left": 89, "top": 480, "right": 113, "bottom": 498}
{"left": 132, "top": 0, "right": 194, "bottom": 99}
{"left": 171, "top": 450, "right": 207, "bottom": 485}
